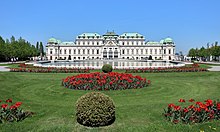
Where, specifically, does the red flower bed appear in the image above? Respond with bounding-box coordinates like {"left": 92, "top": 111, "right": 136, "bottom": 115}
{"left": 62, "top": 72, "right": 150, "bottom": 90}
{"left": 163, "top": 99, "right": 220, "bottom": 124}
{"left": 10, "top": 67, "right": 90, "bottom": 73}
{"left": 125, "top": 67, "right": 207, "bottom": 73}
{"left": 0, "top": 98, "right": 33, "bottom": 123}
{"left": 19, "top": 63, "right": 27, "bottom": 68}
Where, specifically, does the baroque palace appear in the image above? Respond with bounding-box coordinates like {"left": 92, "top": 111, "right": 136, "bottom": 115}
{"left": 46, "top": 31, "right": 175, "bottom": 61}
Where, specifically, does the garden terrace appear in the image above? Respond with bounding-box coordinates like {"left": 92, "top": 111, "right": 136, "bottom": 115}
{"left": 0, "top": 71, "right": 220, "bottom": 131}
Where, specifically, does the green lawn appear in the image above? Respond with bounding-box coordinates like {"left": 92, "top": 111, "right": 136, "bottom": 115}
{"left": 0, "top": 71, "right": 220, "bottom": 132}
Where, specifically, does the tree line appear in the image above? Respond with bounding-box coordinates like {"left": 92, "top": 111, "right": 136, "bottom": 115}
{"left": 188, "top": 41, "right": 220, "bottom": 61}
{"left": 0, "top": 36, "right": 44, "bottom": 62}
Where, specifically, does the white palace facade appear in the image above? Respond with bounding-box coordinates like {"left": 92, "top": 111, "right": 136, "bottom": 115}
{"left": 46, "top": 32, "right": 176, "bottom": 61}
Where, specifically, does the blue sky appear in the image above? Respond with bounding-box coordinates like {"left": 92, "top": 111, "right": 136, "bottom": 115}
{"left": 0, "top": 0, "right": 219, "bottom": 54}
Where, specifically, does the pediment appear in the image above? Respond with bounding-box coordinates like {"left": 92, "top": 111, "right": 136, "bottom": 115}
{"left": 105, "top": 41, "right": 118, "bottom": 46}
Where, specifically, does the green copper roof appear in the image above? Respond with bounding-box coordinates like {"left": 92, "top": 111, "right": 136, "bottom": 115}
{"left": 48, "top": 38, "right": 57, "bottom": 43}
{"left": 103, "top": 31, "right": 118, "bottom": 36}
{"left": 120, "top": 33, "right": 143, "bottom": 37}
{"left": 78, "top": 33, "right": 101, "bottom": 37}
{"left": 60, "top": 42, "right": 75, "bottom": 45}
{"left": 164, "top": 37, "right": 173, "bottom": 43}
{"left": 160, "top": 39, "right": 164, "bottom": 44}
{"left": 57, "top": 40, "right": 61, "bottom": 44}
{"left": 147, "top": 41, "right": 159, "bottom": 44}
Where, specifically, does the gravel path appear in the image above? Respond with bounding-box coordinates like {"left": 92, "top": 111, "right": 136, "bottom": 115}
{"left": 0, "top": 66, "right": 10, "bottom": 72}
{"left": 208, "top": 66, "right": 220, "bottom": 71}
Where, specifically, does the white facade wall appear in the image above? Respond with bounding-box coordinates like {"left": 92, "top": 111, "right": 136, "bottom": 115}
{"left": 46, "top": 33, "right": 175, "bottom": 61}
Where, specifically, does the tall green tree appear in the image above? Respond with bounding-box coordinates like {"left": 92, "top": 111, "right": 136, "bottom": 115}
{"left": 188, "top": 48, "right": 196, "bottom": 60}
{"left": 39, "top": 42, "right": 44, "bottom": 57}
{"left": 36, "top": 42, "right": 40, "bottom": 56}
{"left": 210, "top": 42, "right": 220, "bottom": 61}
{"left": 0, "top": 36, "right": 39, "bottom": 62}
{"left": 0, "top": 36, "right": 6, "bottom": 61}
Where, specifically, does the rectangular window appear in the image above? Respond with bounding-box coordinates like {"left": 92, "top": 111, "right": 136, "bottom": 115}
{"left": 155, "top": 49, "right": 157, "bottom": 55}
{"left": 131, "top": 49, "right": 134, "bottom": 54}
{"left": 97, "top": 49, "right": 99, "bottom": 54}
{"left": 141, "top": 49, "right": 143, "bottom": 54}
{"left": 87, "top": 49, "right": 90, "bottom": 54}
{"left": 78, "top": 49, "right": 80, "bottom": 54}
{"left": 97, "top": 42, "right": 99, "bottom": 45}
{"left": 74, "top": 49, "right": 76, "bottom": 54}
{"left": 50, "top": 50, "right": 53, "bottom": 54}
{"left": 136, "top": 49, "right": 138, "bottom": 54}
{"left": 64, "top": 49, "right": 66, "bottom": 54}
{"left": 92, "top": 49, "right": 94, "bottom": 54}
{"left": 169, "top": 49, "right": 171, "bottom": 54}
{"left": 164, "top": 49, "right": 166, "bottom": 54}
{"left": 159, "top": 49, "right": 162, "bottom": 54}
{"left": 127, "top": 49, "right": 129, "bottom": 54}
{"left": 83, "top": 49, "right": 85, "bottom": 54}
{"left": 150, "top": 49, "right": 152, "bottom": 54}
{"left": 145, "top": 49, "right": 148, "bottom": 54}
{"left": 60, "top": 50, "right": 62, "bottom": 54}
{"left": 122, "top": 49, "right": 125, "bottom": 54}
{"left": 55, "top": 49, "right": 57, "bottom": 54}
{"left": 69, "top": 49, "right": 71, "bottom": 54}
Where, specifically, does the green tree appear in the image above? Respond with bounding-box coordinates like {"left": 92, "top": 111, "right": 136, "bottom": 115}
{"left": 0, "top": 36, "right": 39, "bottom": 61}
{"left": 0, "top": 36, "right": 6, "bottom": 61}
{"left": 36, "top": 42, "right": 40, "bottom": 56}
{"left": 188, "top": 48, "right": 196, "bottom": 60}
{"left": 39, "top": 42, "right": 44, "bottom": 57}
{"left": 10, "top": 36, "right": 16, "bottom": 43}
{"left": 199, "top": 47, "right": 207, "bottom": 61}
{"left": 210, "top": 42, "right": 220, "bottom": 61}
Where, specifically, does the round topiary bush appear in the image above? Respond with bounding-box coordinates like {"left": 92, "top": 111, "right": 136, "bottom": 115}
{"left": 102, "top": 64, "right": 113, "bottom": 73}
{"left": 76, "top": 92, "right": 116, "bottom": 127}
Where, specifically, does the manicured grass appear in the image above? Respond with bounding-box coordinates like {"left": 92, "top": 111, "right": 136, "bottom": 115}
{"left": 0, "top": 71, "right": 220, "bottom": 131}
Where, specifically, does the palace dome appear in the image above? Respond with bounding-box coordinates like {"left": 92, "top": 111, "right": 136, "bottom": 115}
{"left": 48, "top": 38, "right": 57, "bottom": 43}
{"left": 160, "top": 39, "right": 165, "bottom": 44}
{"left": 164, "top": 37, "right": 173, "bottom": 43}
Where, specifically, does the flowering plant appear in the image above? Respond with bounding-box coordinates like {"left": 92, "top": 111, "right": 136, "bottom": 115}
{"left": 10, "top": 67, "right": 90, "bottom": 73}
{"left": 62, "top": 72, "right": 150, "bottom": 90}
{"left": 0, "top": 98, "right": 33, "bottom": 123}
{"left": 163, "top": 99, "right": 220, "bottom": 124}
{"left": 125, "top": 66, "right": 207, "bottom": 73}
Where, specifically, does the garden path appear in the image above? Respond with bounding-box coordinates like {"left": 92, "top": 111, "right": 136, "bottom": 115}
{"left": 0, "top": 66, "right": 10, "bottom": 71}
{"left": 208, "top": 66, "right": 220, "bottom": 71}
